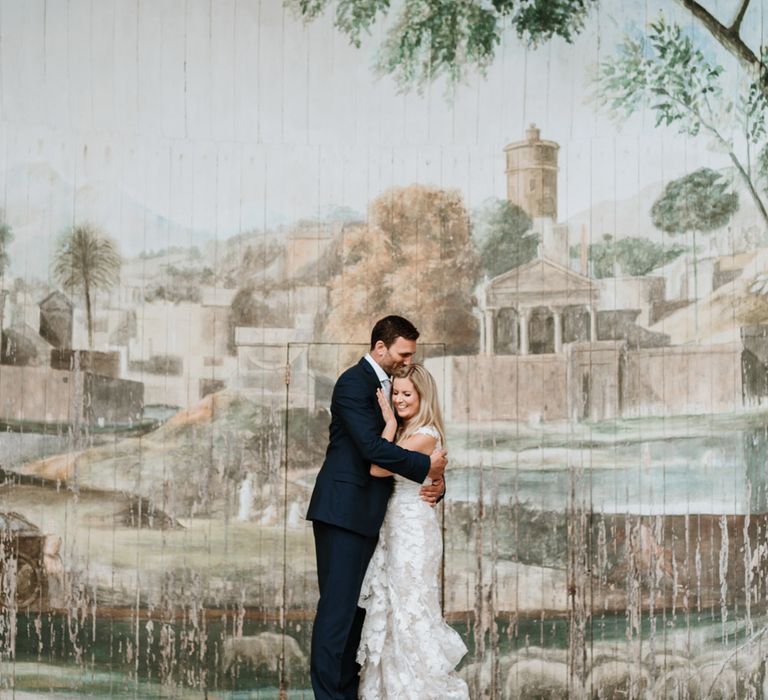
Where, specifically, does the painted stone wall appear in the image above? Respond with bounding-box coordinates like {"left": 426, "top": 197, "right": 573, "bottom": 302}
{"left": 2, "top": 1, "right": 768, "bottom": 698}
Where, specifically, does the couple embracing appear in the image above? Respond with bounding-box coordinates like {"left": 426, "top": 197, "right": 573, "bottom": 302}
{"left": 307, "top": 315, "right": 469, "bottom": 700}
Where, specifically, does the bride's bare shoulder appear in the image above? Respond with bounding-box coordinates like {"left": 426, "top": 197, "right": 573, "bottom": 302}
{"left": 398, "top": 431, "right": 437, "bottom": 455}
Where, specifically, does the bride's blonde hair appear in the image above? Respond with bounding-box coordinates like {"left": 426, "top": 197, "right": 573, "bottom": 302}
{"left": 393, "top": 364, "right": 445, "bottom": 447}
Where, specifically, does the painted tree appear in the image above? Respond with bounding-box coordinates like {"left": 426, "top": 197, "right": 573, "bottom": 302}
{"left": 614, "top": 237, "right": 686, "bottom": 276}
{"left": 228, "top": 286, "right": 285, "bottom": 353}
{"left": 0, "top": 222, "right": 12, "bottom": 281}
{"left": 673, "top": 0, "right": 768, "bottom": 98}
{"left": 573, "top": 234, "right": 686, "bottom": 278}
{"left": 319, "top": 184, "right": 481, "bottom": 354}
{"left": 744, "top": 58, "right": 768, "bottom": 202}
{"left": 589, "top": 234, "right": 617, "bottom": 279}
{"left": 53, "top": 224, "right": 121, "bottom": 349}
{"left": 598, "top": 18, "right": 768, "bottom": 230}
{"left": 651, "top": 168, "right": 739, "bottom": 331}
{"left": 0, "top": 221, "right": 12, "bottom": 336}
{"left": 472, "top": 198, "right": 536, "bottom": 278}
{"left": 295, "top": 0, "right": 597, "bottom": 86}
{"left": 297, "top": 0, "right": 767, "bottom": 95}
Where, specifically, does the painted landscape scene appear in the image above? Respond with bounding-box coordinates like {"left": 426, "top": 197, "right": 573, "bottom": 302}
{"left": 3, "top": 0, "right": 768, "bottom": 697}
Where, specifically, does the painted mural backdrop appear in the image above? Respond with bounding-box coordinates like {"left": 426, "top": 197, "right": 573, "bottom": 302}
{"left": 1, "top": 0, "right": 768, "bottom": 697}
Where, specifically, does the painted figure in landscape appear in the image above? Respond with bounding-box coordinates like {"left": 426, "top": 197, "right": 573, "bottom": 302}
{"left": 1, "top": 0, "right": 768, "bottom": 697}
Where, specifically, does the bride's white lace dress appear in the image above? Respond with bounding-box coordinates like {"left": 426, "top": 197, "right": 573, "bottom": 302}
{"left": 357, "top": 426, "right": 469, "bottom": 699}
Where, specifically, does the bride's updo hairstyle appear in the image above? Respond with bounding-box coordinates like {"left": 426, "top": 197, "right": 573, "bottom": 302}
{"left": 393, "top": 364, "right": 446, "bottom": 448}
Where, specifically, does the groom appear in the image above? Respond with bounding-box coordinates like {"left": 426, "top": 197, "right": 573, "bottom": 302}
{"left": 306, "top": 315, "right": 447, "bottom": 700}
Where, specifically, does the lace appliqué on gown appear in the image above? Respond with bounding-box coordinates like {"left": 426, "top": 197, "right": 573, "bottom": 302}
{"left": 357, "top": 426, "right": 469, "bottom": 700}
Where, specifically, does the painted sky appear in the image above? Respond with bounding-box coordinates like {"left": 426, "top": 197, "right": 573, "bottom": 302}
{"left": 0, "top": 0, "right": 763, "bottom": 278}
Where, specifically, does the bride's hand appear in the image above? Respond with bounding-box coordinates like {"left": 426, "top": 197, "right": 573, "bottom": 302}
{"left": 376, "top": 388, "right": 397, "bottom": 428}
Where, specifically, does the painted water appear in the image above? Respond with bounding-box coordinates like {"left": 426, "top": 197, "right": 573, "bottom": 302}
{"left": 449, "top": 412, "right": 768, "bottom": 514}
{"left": 3, "top": 411, "right": 768, "bottom": 697}
{"left": 5, "top": 608, "right": 768, "bottom": 697}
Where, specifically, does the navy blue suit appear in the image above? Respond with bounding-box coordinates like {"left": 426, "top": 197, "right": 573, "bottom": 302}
{"left": 306, "top": 358, "right": 430, "bottom": 699}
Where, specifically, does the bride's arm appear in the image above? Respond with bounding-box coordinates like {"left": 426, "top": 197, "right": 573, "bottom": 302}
{"left": 372, "top": 433, "right": 436, "bottom": 477}
{"left": 370, "top": 388, "right": 398, "bottom": 476}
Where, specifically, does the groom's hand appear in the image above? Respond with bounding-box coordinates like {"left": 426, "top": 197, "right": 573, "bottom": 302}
{"left": 420, "top": 477, "right": 445, "bottom": 507}
{"left": 427, "top": 449, "right": 447, "bottom": 482}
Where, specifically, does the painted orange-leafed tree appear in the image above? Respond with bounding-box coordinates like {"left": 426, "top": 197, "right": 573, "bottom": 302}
{"left": 320, "top": 185, "right": 480, "bottom": 354}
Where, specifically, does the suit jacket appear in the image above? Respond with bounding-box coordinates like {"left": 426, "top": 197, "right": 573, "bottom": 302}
{"left": 306, "top": 357, "right": 431, "bottom": 537}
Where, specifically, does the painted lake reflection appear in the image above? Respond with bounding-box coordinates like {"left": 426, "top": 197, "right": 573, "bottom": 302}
{"left": 446, "top": 412, "right": 768, "bottom": 515}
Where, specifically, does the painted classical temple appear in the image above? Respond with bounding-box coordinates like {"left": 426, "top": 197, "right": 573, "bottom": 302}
{"left": 478, "top": 257, "right": 598, "bottom": 355}
{"left": 478, "top": 124, "right": 601, "bottom": 355}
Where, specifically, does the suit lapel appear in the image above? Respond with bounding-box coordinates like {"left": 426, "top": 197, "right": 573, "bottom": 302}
{"left": 358, "top": 357, "right": 382, "bottom": 388}
{"left": 358, "top": 357, "right": 386, "bottom": 429}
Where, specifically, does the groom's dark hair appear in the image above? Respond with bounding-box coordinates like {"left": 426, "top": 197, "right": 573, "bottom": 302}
{"left": 370, "top": 315, "right": 419, "bottom": 349}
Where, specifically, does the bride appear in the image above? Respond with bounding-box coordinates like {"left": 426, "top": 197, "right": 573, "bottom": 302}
{"left": 357, "top": 363, "right": 469, "bottom": 699}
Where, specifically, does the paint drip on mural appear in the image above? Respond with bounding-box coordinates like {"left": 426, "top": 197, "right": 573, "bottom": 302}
{"left": 1, "top": 0, "right": 768, "bottom": 697}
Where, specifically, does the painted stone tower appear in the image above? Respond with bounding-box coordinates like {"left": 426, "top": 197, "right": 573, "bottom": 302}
{"left": 504, "top": 123, "right": 559, "bottom": 221}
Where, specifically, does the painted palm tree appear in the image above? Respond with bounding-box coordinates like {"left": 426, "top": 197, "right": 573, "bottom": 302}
{"left": 53, "top": 224, "right": 121, "bottom": 349}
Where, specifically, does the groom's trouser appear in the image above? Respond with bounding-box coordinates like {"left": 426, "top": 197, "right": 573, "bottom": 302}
{"left": 311, "top": 521, "right": 378, "bottom": 700}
